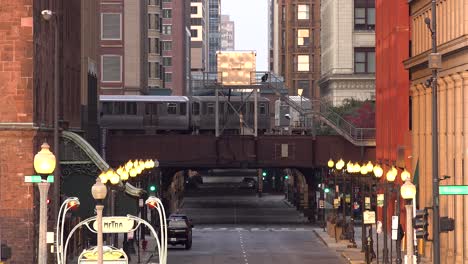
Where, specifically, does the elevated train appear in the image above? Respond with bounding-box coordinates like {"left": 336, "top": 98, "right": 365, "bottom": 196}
{"left": 100, "top": 95, "right": 271, "bottom": 134}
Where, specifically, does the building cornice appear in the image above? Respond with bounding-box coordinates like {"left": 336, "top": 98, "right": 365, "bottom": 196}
{"left": 404, "top": 35, "right": 468, "bottom": 70}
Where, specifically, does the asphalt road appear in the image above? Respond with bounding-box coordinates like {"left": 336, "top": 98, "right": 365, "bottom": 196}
{"left": 166, "top": 184, "right": 346, "bottom": 264}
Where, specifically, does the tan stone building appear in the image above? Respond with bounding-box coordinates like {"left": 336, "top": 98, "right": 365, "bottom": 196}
{"left": 405, "top": 0, "right": 468, "bottom": 262}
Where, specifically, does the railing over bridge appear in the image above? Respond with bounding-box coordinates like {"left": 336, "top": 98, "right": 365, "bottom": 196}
{"left": 190, "top": 71, "right": 375, "bottom": 146}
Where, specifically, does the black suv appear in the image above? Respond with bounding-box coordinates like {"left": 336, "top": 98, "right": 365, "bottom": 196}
{"left": 167, "top": 214, "right": 193, "bottom": 249}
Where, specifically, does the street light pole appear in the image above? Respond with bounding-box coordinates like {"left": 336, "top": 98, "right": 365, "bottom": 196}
{"left": 92, "top": 178, "right": 107, "bottom": 264}
{"left": 38, "top": 182, "right": 50, "bottom": 264}
{"left": 429, "top": 0, "right": 440, "bottom": 262}
{"left": 33, "top": 142, "right": 56, "bottom": 264}
{"left": 401, "top": 179, "right": 417, "bottom": 264}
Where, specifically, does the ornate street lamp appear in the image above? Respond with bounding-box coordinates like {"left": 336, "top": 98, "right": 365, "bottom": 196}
{"left": 91, "top": 178, "right": 107, "bottom": 264}
{"left": 401, "top": 180, "right": 416, "bottom": 264}
{"left": 373, "top": 164, "right": 383, "bottom": 178}
{"left": 34, "top": 142, "right": 56, "bottom": 264}
{"left": 327, "top": 159, "right": 335, "bottom": 169}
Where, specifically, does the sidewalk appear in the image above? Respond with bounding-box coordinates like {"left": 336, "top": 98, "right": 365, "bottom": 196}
{"left": 313, "top": 225, "right": 431, "bottom": 264}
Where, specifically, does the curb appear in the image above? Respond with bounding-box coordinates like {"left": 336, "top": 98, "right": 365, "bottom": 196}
{"left": 313, "top": 229, "right": 330, "bottom": 247}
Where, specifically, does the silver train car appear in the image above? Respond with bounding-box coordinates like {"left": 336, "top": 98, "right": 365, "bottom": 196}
{"left": 191, "top": 96, "right": 270, "bottom": 134}
{"left": 99, "top": 95, "right": 270, "bottom": 134}
{"left": 100, "top": 95, "right": 190, "bottom": 131}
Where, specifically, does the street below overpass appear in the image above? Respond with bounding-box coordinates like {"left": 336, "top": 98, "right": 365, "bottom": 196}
{"left": 165, "top": 182, "right": 346, "bottom": 264}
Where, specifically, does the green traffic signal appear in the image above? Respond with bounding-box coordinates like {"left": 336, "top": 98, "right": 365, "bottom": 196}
{"left": 284, "top": 175, "right": 289, "bottom": 179}
{"left": 149, "top": 185, "right": 157, "bottom": 192}
{"left": 262, "top": 171, "right": 267, "bottom": 177}
{"left": 324, "top": 188, "right": 330, "bottom": 193}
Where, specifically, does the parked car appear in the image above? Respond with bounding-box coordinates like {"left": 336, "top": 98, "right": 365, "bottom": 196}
{"left": 239, "top": 177, "right": 257, "bottom": 189}
{"left": 167, "top": 214, "right": 193, "bottom": 249}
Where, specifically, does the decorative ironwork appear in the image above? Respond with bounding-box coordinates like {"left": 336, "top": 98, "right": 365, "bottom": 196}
{"left": 61, "top": 163, "right": 100, "bottom": 179}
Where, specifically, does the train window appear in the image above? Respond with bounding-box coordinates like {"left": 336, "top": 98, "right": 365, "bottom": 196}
{"left": 259, "top": 103, "right": 266, "bottom": 115}
{"left": 180, "top": 103, "right": 187, "bottom": 115}
{"left": 114, "top": 102, "right": 125, "bottom": 114}
{"left": 192, "top": 102, "right": 200, "bottom": 115}
{"left": 102, "top": 102, "right": 113, "bottom": 115}
{"left": 167, "top": 103, "right": 177, "bottom": 114}
{"left": 207, "top": 103, "right": 215, "bottom": 115}
{"left": 145, "top": 103, "right": 158, "bottom": 115}
{"left": 126, "top": 102, "right": 137, "bottom": 115}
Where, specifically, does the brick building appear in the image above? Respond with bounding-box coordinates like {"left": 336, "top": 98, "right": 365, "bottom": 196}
{"left": 271, "top": 0, "right": 321, "bottom": 98}
{"left": 0, "top": 1, "right": 99, "bottom": 262}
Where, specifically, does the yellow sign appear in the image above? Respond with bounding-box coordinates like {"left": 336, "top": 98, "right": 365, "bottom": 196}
{"left": 92, "top": 217, "right": 135, "bottom": 234}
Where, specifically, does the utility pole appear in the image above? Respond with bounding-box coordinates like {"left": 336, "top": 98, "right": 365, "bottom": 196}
{"left": 428, "top": 0, "right": 440, "bottom": 262}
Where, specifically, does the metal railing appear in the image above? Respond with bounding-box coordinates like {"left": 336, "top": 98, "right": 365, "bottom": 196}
{"left": 250, "top": 71, "right": 376, "bottom": 146}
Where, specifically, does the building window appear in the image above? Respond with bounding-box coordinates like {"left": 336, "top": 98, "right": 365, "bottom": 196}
{"left": 148, "top": 0, "right": 159, "bottom": 5}
{"left": 163, "top": 25, "right": 172, "bottom": 34}
{"left": 297, "top": 5, "right": 309, "bottom": 20}
{"left": 165, "top": 72, "right": 172, "bottom": 83}
{"left": 163, "top": 57, "right": 172, "bottom": 66}
{"left": 190, "top": 29, "right": 198, "bottom": 38}
{"left": 149, "top": 62, "right": 160, "bottom": 79}
{"left": 297, "top": 55, "right": 309, "bottom": 72}
{"left": 191, "top": 6, "right": 198, "bottom": 15}
{"left": 354, "top": 48, "right": 375, "bottom": 73}
{"left": 101, "top": 55, "right": 122, "bottom": 82}
{"left": 163, "top": 9, "right": 172, "bottom": 18}
{"left": 162, "top": 0, "right": 171, "bottom": 2}
{"left": 281, "top": 5, "right": 286, "bottom": 22}
{"left": 162, "top": 41, "right": 172, "bottom": 51}
{"left": 297, "top": 29, "right": 310, "bottom": 46}
{"left": 259, "top": 103, "right": 267, "bottom": 115}
{"left": 101, "top": 13, "right": 121, "bottom": 40}
{"left": 354, "top": 0, "right": 375, "bottom": 30}
{"left": 148, "top": 38, "right": 160, "bottom": 53}
{"left": 148, "top": 14, "right": 160, "bottom": 30}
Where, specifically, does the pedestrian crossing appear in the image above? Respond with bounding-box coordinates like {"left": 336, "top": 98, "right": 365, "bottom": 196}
{"left": 192, "top": 227, "right": 314, "bottom": 232}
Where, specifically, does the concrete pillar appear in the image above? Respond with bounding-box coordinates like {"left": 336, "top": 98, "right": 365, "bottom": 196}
{"left": 452, "top": 73, "right": 463, "bottom": 263}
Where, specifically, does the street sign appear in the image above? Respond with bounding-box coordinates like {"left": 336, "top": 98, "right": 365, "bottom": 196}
{"left": 333, "top": 198, "right": 340, "bottom": 208}
{"left": 439, "top": 185, "right": 468, "bottom": 195}
{"left": 24, "top": 175, "right": 54, "bottom": 183}
{"left": 377, "top": 194, "right": 384, "bottom": 207}
{"left": 319, "top": 200, "right": 324, "bottom": 209}
{"left": 365, "top": 197, "right": 371, "bottom": 209}
{"left": 92, "top": 217, "right": 135, "bottom": 233}
{"left": 363, "top": 210, "right": 376, "bottom": 225}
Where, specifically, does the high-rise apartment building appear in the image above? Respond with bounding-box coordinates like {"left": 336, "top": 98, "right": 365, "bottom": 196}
{"left": 318, "top": 0, "right": 375, "bottom": 106}
{"left": 220, "top": 15, "right": 235, "bottom": 51}
{"left": 208, "top": 0, "right": 221, "bottom": 72}
{"left": 273, "top": 0, "right": 321, "bottom": 98}
{"left": 162, "top": 0, "right": 191, "bottom": 95}
{"left": 100, "top": 0, "right": 147, "bottom": 95}
{"left": 268, "top": 0, "right": 280, "bottom": 74}
{"left": 190, "top": 0, "right": 208, "bottom": 73}
{"left": 147, "top": 0, "right": 164, "bottom": 93}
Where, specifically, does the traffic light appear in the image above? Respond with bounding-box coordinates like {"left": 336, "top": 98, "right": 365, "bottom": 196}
{"left": 324, "top": 187, "right": 330, "bottom": 193}
{"left": 262, "top": 171, "right": 267, "bottom": 177}
{"left": 149, "top": 184, "right": 157, "bottom": 192}
{"left": 284, "top": 175, "right": 289, "bottom": 180}
{"left": 414, "top": 208, "right": 429, "bottom": 240}
{"left": 440, "top": 216, "right": 455, "bottom": 233}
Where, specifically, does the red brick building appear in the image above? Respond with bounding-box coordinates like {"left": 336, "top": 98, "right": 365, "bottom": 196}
{"left": 0, "top": 1, "right": 99, "bottom": 262}
{"left": 375, "top": 0, "right": 411, "bottom": 225}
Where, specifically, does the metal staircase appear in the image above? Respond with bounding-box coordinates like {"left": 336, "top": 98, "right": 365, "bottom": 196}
{"left": 251, "top": 72, "right": 376, "bottom": 147}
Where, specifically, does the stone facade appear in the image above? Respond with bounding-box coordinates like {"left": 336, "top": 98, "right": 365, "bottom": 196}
{"left": 405, "top": 0, "right": 468, "bottom": 262}
{"left": 319, "top": 0, "right": 375, "bottom": 106}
